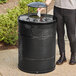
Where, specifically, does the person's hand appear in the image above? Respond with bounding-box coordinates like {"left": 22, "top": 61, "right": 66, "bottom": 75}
{"left": 37, "top": 0, "right": 51, "bottom": 12}
{"left": 37, "top": 2, "right": 49, "bottom": 12}
{"left": 37, "top": 8, "right": 45, "bottom": 12}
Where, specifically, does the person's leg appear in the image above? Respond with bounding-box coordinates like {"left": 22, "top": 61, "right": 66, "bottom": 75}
{"left": 54, "top": 6, "right": 66, "bottom": 65}
{"left": 64, "top": 9, "right": 76, "bottom": 65}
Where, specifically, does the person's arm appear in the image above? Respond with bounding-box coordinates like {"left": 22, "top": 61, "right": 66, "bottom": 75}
{"left": 45, "top": 0, "right": 52, "bottom": 6}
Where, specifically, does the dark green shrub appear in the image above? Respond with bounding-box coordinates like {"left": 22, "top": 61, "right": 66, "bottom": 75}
{"left": 0, "top": 0, "right": 7, "bottom": 4}
{"left": 0, "top": 0, "right": 44, "bottom": 45}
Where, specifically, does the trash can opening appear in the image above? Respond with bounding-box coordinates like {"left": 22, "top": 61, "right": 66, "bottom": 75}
{"left": 19, "top": 13, "right": 56, "bottom": 24}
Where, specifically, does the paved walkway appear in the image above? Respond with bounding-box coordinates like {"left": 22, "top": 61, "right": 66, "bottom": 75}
{"left": 0, "top": 41, "right": 76, "bottom": 76}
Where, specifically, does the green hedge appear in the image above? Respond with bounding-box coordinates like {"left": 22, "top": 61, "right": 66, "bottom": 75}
{"left": 0, "top": 0, "right": 44, "bottom": 45}
{"left": 0, "top": 0, "right": 7, "bottom": 4}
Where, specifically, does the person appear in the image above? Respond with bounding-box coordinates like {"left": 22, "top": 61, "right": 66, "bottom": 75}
{"left": 39, "top": 0, "right": 76, "bottom": 65}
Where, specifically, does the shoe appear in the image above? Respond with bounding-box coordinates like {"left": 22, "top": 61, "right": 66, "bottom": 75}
{"left": 56, "top": 53, "right": 67, "bottom": 65}
{"left": 69, "top": 53, "right": 76, "bottom": 65}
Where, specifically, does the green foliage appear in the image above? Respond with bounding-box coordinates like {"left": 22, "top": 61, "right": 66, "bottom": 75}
{"left": 0, "top": 0, "right": 44, "bottom": 45}
{"left": 0, "top": 0, "right": 7, "bottom": 4}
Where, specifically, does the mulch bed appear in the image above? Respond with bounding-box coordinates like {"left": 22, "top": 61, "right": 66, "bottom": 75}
{"left": 0, "top": 42, "right": 18, "bottom": 50}
{"left": 0, "top": 0, "right": 19, "bottom": 50}
{"left": 0, "top": 0, "right": 19, "bottom": 14}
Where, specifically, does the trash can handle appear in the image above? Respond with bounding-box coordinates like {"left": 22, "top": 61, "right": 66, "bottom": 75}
{"left": 27, "top": 2, "right": 48, "bottom": 21}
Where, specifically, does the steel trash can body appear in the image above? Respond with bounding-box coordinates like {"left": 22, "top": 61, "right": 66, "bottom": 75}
{"left": 18, "top": 2, "right": 57, "bottom": 74}
{"left": 18, "top": 13, "right": 57, "bottom": 74}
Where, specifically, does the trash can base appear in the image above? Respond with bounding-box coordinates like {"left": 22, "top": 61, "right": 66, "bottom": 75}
{"left": 18, "top": 57, "right": 55, "bottom": 74}
{"left": 18, "top": 65, "right": 55, "bottom": 74}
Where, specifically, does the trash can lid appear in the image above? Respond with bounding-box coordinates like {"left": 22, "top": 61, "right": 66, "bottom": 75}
{"left": 28, "top": 2, "right": 47, "bottom": 8}
{"left": 18, "top": 14, "right": 57, "bottom": 24}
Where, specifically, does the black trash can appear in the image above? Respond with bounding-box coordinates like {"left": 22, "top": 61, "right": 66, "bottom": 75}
{"left": 18, "top": 2, "right": 57, "bottom": 74}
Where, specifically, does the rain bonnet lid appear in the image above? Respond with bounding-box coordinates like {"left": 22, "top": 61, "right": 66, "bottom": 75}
{"left": 27, "top": 2, "right": 47, "bottom": 8}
